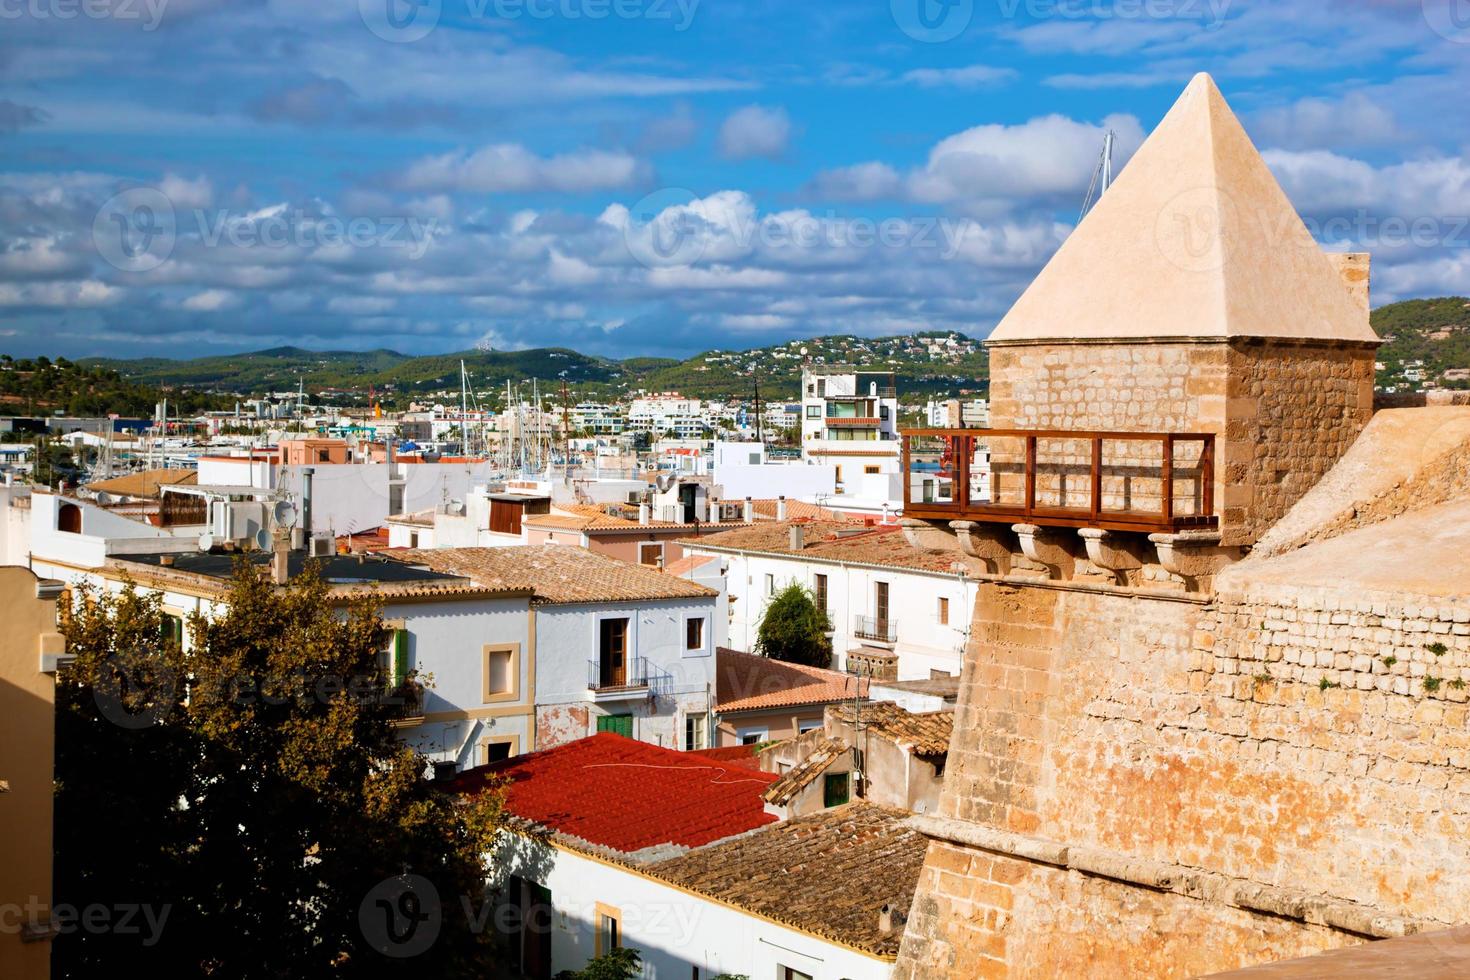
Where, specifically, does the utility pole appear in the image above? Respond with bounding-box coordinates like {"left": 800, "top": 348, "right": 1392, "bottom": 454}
{"left": 753, "top": 373, "right": 764, "bottom": 445}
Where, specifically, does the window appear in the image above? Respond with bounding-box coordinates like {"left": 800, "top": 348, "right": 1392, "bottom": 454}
{"left": 597, "top": 713, "right": 633, "bottom": 738}
{"left": 685, "top": 617, "right": 705, "bottom": 651}
{"left": 823, "top": 772, "right": 850, "bottom": 808}
{"left": 598, "top": 618, "right": 629, "bottom": 688}
{"left": 684, "top": 713, "right": 708, "bottom": 751}
{"left": 780, "top": 967, "right": 814, "bottom": 980}
{"left": 880, "top": 405, "right": 890, "bottom": 421}
{"left": 938, "top": 596, "right": 949, "bottom": 625}
{"left": 317, "top": 449, "right": 330, "bottom": 462}
{"left": 639, "top": 543, "right": 663, "bottom": 567}
{"left": 160, "top": 613, "right": 184, "bottom": 648}
{"left": 57, "top": 503, "right": 82, "bottom": 534}
{"left": 797, "top": 718, "right": 821, "bottom": 734}
{"left": 816, "top": 379, "right": 826, "bottom": 396}
{"left": 481, "top": 739, "right": 514, "bottom": 764}
{"left": 381, "top": 628, "right": 409, "bottom": 688}
{"left": 805, "top": 405, "right": 820, "bottom": 419}
{"left": 765, "top": 573, "right": 775, "bottom": 596}
{"left": 595, "top": 903, "right": 621, "bottom": 957}
{"left": 389, "top": 483, "right": 404, "bottom": 515}
{"left": 813, "top": 573, "right": 827, "bottom": 612}
{"left": 865, "top": 465, "right": 880, "bottom": 475}
{"left": 738, "top": 728, "right": 767, "bottom": 746}
{"left": 875, "top": 581, "right": 890, "bottom": 631}
{"left": 483, "top": 644, "right": 518, "bottom": 702}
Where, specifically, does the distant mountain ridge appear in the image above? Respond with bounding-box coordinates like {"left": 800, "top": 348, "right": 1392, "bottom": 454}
{"left": 65, "top": 299, "right": 1470, "bottom": 404}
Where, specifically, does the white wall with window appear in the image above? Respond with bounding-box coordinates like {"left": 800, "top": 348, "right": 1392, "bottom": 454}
{"left": 489, "top": 836, "right": 897, "bottom": 980}
{"left": 533, "top": 595, "right": 720, "bottom": 751}
{"left": 687, "top": 544, "right": 978, "bottom": 680}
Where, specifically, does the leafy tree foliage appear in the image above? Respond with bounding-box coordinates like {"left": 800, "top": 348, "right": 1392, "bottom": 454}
{"left": 756, "top": 582, "right": 833, "bottom": 668}
{"left": 53, "top": 563, "right": 509, "bottom": 978}
{"left": 555, "top": 947, "right": 641, "bottom": 980}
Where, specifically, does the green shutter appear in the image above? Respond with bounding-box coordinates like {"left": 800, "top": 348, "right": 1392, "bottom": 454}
{"left": 392, "top": 629, "right": 409, "bottom": 688}
{"left": 596, "top": 713, "right": 633, "bottom": 738}
{"left": 823, "top": 772, "right": 850, "bottom": 808}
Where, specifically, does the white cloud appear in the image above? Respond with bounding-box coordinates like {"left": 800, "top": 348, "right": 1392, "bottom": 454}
{"left": 1252, "top": 93, "right": 1402, "bottom": 151}
{"left": 901, "top": 65, "right": 1017, "bottom": 89}
{"left": 159, "top": 172, "right": 214, "bottom": 209}
{"left": 0, "top": 280, "right": 118, "bottom": 307}
{"left": 327, "top": 296, "right": 396, "bottom": 315}
{"left": 400, "top": 144, "right": 648, "bottom": 194}
{"left": 181, "top": 289, "right": 236, "bottom": 312}
{"left": 718, "top": 105, "right": 792, "bottom": 161}
{"left": 808, "top": 162, "right": 903, "bottom": 201}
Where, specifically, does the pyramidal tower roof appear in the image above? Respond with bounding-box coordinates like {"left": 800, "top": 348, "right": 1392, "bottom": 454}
{"left": 988, "top": 73, "right": 1378, "bottom": 344}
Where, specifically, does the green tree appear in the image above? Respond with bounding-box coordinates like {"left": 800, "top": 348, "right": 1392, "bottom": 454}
{"left": 756, "top": 582, "right": 833, "bottom": 668}
{"left": 54, "top": 563, "right": 510, "bottom": 978}
{"left": 555, "top": 947, "right": 641, "bottom": 980}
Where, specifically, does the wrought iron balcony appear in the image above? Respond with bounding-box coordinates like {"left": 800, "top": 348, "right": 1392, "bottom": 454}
{"left": 901, "top": 428, "right": 1218, "bottom": 533}
{"left": 853, "top": 615, "right": 897, "bottom": 643}
{"left": 385, "top": 680, "right": 425, "bottom": 726}
{"left": 587, "top": 657, "right": 650, "bottom": 693}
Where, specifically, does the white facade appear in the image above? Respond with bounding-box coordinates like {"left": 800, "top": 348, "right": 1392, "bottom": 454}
{"left": 800, "top": 368, "right": 902, "bottom": 492}
{"left": 490, "top": 838, "right": 895, "bottom": 980}
{"left": 534, "top": 596, "right": 718, "bottom": 750}
{"left": 690, "top": 541, "right": 975, "bottom": 680}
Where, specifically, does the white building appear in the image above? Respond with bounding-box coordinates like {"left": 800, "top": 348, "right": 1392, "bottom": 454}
{"left": 800, "top": 367, "right": 901, "bottom": 493}
{"left": 683, "top": 520, "right": 978, "bottom": 681}
{"left": 465, "top": 736, "right": 922, "bottom": 980}
{"left": 390, "top": 545, "right": 721, "bottom": 751}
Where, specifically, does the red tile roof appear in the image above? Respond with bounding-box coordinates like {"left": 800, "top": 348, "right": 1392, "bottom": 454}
{"left": 716, "top": 647, "right": 869, "bottom": 713}
{"left": 685, "top": 744, "right": 762, "bottom": 769}
{"left": 449, "top": 733, "right": 778, "bottom": 853}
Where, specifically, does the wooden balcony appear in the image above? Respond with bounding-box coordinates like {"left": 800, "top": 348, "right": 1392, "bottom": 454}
{"left": 826, "top": 417, "right": 882, "bottom": 427}
{"left": 901, "top": 428, "right": 1218, "bottom": 534}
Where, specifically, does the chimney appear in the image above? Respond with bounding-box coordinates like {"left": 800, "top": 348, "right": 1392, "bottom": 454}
{"left": 878, "top": 904, "right": 895, "bottom": 936}
{"left": 789, "top": 524, "right": 804, "bottom": 551}
{"left": 271, "top": 529, "right": 290, "bottom": 585}
{"left": 638, "top": 501, "right": 651, "bottom": 525}
{"left": 776, "top": 495, "right": 787, "bottom": 521}
{"left": 742, "top": 496, "right": 754, "bottom": 523}
{"left": 159, "top": 555, "right": 175, "bottom": 567}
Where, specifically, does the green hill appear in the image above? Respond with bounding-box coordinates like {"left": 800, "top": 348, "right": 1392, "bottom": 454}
{"left": 1371, "top": 297, "right": 1470, "bottom": 391}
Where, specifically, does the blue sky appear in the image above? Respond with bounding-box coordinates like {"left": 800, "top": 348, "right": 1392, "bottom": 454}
{"left": 1, "top": 0, "right": 1468, "bottom": 360}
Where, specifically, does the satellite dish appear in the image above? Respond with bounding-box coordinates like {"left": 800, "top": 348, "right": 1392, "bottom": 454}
{"left": 198, "top": 533, "right": 215, "bottom": 552}
{"left": 254, "top": 528, "right": 272, "bottom": 551}
{"left": 273, "top": 500, "right": 298, "bottom": 528}
{"left": 95, "top": 490, "right": 115, "bottom": 506}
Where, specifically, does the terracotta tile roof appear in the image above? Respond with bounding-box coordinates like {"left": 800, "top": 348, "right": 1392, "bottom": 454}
{"left": 523, "top": 514, "right": 599, "bottom": 531}
{"left": 832, "top": 701, "right": 954, "bottom": 756}
{"left": 686, "top": 744, "right": 762, "bottom": 769}
{"left": 448, "top": 733, "right": 777, "bottom": 854}
{"left": 685, "top": 520, "right": 971, "bottom": 575}
{"left": 389, "top": 545, "right": 717, "bottom": 605}
{"left": 524, "top": 504, "right": 750, "bottom": 534}
{"left": 648, "top": 802, "right": 927, "bottom": 958}
{"left": 662, "top": 553, "right": 719, "bottom": 577}
{"left": 748, "top": 498, "right": 839, "bottom": 521}
{"left": 85, "top": 467, "right": 197, "bottom": 499}
{"left": 716, "top": 647, "right": 868, "bottom": 713}
{"left": 762, "top": 737, "right": 848, "bottom": 805}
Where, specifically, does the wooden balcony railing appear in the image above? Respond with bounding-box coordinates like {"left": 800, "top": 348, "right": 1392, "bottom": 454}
{"left": 901, "top": 428, "right": 1217, "bottom": 533}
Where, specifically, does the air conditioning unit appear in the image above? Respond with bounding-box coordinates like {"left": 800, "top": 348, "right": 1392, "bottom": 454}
{"left": 307, "top": 534, "right": 335, "bottom": 558}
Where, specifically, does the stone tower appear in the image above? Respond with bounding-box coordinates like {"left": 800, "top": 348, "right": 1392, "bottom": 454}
{"left": 986, "top": 72, "right": 1376, "bottom": 550}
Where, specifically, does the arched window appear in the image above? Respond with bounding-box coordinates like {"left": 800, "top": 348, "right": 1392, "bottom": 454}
{"left": 58, "top": 502, "right": 82, "bottom": 534}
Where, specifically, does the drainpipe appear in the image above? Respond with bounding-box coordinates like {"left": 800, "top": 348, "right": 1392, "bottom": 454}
{"left": 301, "top": 466, "right": 314, "bottom": 550}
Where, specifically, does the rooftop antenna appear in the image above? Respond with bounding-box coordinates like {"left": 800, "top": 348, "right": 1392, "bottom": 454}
{"left": 1079, "top": 128, "right": 1116, "bottom": 223}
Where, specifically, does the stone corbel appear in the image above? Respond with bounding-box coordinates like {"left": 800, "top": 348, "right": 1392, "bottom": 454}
{"left": 1148, "top": 530, "right": 1242, "bottom": 593}
{"left": 949, "top": 520, "right": 1014, "bottom": 576}
{"left": 1013, "top": 523, "right": 1077, "bottom": 581}
{"left": 1076, "top": 528, "right": 1148, "bottom": 587}
{"left": 899, "top": 517, "right": 959, "bottom": 553}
